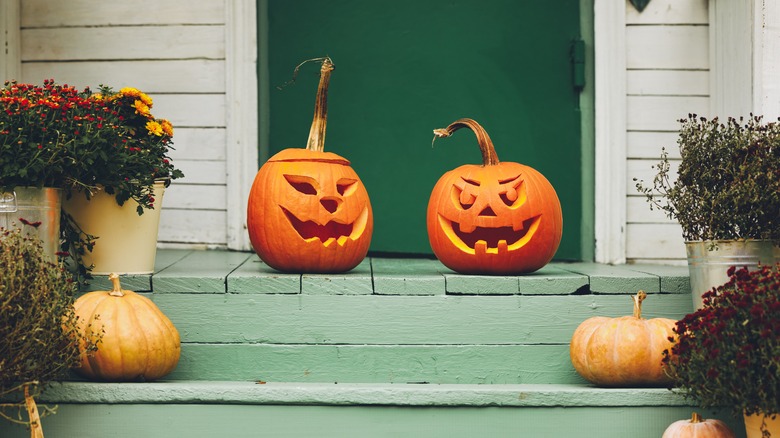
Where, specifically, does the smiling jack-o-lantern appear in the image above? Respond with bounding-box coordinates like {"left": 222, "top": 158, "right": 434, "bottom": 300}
{"left": 247, "top": 57, "right": 373, "bottom": 273}
{"left": 427, "top": 118, "right": 562, "bottom": 274}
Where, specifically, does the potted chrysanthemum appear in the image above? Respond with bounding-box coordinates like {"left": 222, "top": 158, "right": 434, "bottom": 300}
{"left": 0, "top": 79, "right": 184, "bottom": 279}
{"left": 0, "top": 80, "right": 82, "bottom": 260}
{"left": 635, "top": 114, "right": 780, "bottom": 309}
{"left": 59, "top": 84, "right": 184, "bottom": 278}
{"left": 663, "top": 264, "right": 780, "bottom": 438}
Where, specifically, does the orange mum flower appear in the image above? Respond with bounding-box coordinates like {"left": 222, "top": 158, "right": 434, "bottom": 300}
{"left": 160, "top": 119, "right": 174, "bottom": 137}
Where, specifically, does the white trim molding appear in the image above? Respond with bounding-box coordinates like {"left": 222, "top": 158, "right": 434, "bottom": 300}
{"left": 1, "top": 0, "right": 21, "bottom": 82}
{"left": 225, "top": 0, "right": 259, "bottom": 251}
{"left": 593, "top": 0, "right": 627, "bottom": 264}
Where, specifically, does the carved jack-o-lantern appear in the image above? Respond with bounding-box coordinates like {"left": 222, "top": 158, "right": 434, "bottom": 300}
{"left": 427, "top": 118, "right": 562, "bottom": 274}
{"left": 247, "top": 57, "right": 373, "bottom": 273}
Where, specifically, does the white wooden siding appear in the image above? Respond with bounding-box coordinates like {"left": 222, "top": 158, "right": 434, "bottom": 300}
{"left": 19, "top": 0, "right": 229, "bottom": 247}
{"left": 624, "top": 0, "right": 709, "bottom": 264}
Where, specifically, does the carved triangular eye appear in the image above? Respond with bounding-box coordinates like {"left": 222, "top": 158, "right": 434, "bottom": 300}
{"left": 336, "top": 178, "right": 358, "bottom": 196}
{"left": 284, "top": 174, "right": 319, "bottom": 195}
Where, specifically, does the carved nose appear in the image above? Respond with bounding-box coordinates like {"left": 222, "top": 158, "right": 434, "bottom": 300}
{"left": 320, "top": 197, "right": 341, "bottom": 213}
{"left": 478, "top": 206, "right": 496, "bottom": 217}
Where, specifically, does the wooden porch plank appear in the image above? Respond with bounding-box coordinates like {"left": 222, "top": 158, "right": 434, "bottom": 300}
{"left": 371, "top": 257, "right": 447, "bottom": 296}
{"left": 627, "top": 263, "right": 691, "bottom": 294}
{"left": 169, "top": 343, "right": 583, "bottom": 384}
{"left": 153, "top": 250, "right": 251, "bottom": 293}
{"left": 155, "top": 294, "right": 693, "bottom": 344}
{"left": 227, "top": 254, "right": 301, "bottom": 294}
{"left": 300, "top": 258, "right": 373, "bottom": 295}
{"left": 558, "top": 263, "right": 662, "bottom": 293}
{"left": 81, "top": 249, "right": 193, "bottom": 292}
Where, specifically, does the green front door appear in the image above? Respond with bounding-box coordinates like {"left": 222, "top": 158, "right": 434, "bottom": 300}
{"left": 263, "top": 0, "right": 586, "bottom": 260}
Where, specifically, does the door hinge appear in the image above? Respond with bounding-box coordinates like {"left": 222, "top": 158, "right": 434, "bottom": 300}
{"left": 570, "top": 39, "right": 586, "bottom": 91}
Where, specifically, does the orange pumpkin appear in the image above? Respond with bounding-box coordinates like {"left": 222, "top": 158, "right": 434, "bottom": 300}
{"left": 73, "top": 274, "right": 181, "bottom": 382}
{"left": 247, "top": 57, "right": 373, "bottom": 273}
{"left": 569, "top": 291, "right": 676, "bottom": 387}
{"left": 662, "top": 413, "right": 735, "bottom": 438}
{"left": 427, "top": 118, "right": 562, "bottom": 274}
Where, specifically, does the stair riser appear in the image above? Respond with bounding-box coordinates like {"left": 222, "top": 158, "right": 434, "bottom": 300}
{"left": 0, "top": 405, "right": 745, "bottom": 438}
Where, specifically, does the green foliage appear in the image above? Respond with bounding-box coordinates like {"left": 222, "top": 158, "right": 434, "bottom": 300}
{"left": 0, "top": 226, "right": 97, "bottom": 391}
{"left": 0, "top": 80, "right": 184, "bottom": 211}
{"left": 635, "top": 114, "right": 780, "bottom": 242}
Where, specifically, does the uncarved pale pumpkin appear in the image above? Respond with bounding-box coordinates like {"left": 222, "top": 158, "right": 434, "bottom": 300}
{"left": 427, "top": 118, "right": 563, "bottom": 275}
{"left": 569, "top": 291, "right": 676, "bottom": 387}
{"left": 73, "top": 274, "right": 180, "bottom": 382}
{"left": 662, "top": 412, "right": 735, "bottom": 438}
{"left": 246, "top": 57, "right": 373, "bottom": 273}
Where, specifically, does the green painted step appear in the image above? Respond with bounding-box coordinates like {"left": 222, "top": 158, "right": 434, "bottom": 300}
{"left": 0, "top": 250, "right": 716, "bottom": 438}
{"left": 0, "top": 382, "right": 746, "bottom": 438}
{"left": 70, "top": 250, "right": 694, "bottom": 384}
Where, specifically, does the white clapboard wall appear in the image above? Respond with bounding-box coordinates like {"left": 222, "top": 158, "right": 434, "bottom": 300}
{"left": 624, "top": 0, "right": 709, "bottom": 264}
{"left": 19, "top": 0, "right": 229, "bottom": 248}
{"left": 16, "top": 0, "right": 714, "bottom": 261}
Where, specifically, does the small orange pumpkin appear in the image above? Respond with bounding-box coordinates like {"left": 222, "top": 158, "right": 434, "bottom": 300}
{"left": 247, "top": 57, "right": 373, "bottom": 273}
{"left": 662, "top": 413, "right": 735, "bottom": 438}
{"left": 569, "top": 291, "right": 676, "bottom": 387}
{"left": 427, "top": 118, "right": 562, "bottom": 274}
{"left": 73, "top": 274, "right": 180, "bottom": 382}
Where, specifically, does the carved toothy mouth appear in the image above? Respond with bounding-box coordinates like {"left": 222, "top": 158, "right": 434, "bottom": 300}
{"left": 282, "top": 206, "right": 369, "bottom": 247}
{"left": 437, "top": 214, "right": 541, "bottom": 255}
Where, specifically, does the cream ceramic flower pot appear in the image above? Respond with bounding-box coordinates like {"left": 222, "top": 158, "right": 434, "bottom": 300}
{"left": 744, "top": 412, "right": 780, "bottom": 438}
{"left": 63, "top": 181, "right": 165, "bottom": 275}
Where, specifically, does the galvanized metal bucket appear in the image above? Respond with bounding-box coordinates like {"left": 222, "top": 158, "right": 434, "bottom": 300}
{"left": 0, "top": 187, "right": 62, "bottom": 261}
{"left": 685, "top": 240, "right": 778, "bottom": 310}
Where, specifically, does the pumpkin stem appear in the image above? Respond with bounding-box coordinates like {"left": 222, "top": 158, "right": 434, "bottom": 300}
{"left": 305, "top": 57, "right": 335, "bottom": 153}
{"left": 691, "top": 412, "right": 702, "bottom": 423}
{"left": 631, "top": 290, "right": 647, "bottom": 319}
{"left": 108, "top": 273, "right": 124, "bottom": 297}
{"left": 432, "top": 118, "right": 500, "bottom": 166}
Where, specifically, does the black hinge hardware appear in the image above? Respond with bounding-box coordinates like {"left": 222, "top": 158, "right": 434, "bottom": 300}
{"left": 570, "top": 39, "right": 586, "bottom": 91}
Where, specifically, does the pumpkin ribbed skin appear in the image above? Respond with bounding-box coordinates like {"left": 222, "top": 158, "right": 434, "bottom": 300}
{"left": 661, "top": 413, "right": 735, "bottom": 438}
{"left": 246, "top": 148, "right": 373, "bottom": 273}
{"left": 569, "top": 291, "right": 676, "bottom": 387}
{"left": 246, "top": 57, "right": 373, "bottom": 273}
{"left": 427, "top": 118, "right": 562, "bottom": 274}
{"left": 73, "top": 276, "right": 180, "bottom": 382}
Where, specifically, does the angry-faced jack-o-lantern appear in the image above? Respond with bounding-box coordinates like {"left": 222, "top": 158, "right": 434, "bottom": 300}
{"left": 247, "top": 57, "right": 373, "bottom": 273}
{"left": 427, "top": 118, "right": 562, "bottom": 274}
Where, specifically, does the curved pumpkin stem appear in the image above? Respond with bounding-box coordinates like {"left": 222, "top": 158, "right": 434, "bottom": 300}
{"left": 690, "top": 412, "right": 702, "bottom": 423}
{"left": 305, "top": 57, "right": 334, "bottom": 153}
{"left": 631, "top": 290, "right": 647, "bottom": 319}
{"left": 108, "top": 273, "right": 125, "bottom": 297}
{"left": 432, "top": 118, "right": 500, "bottom": 166}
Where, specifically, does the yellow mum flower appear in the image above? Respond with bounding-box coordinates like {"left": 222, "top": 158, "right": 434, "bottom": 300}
{"left": 138, "top": 92, "right": 153, "bottom": 107}
{"left": 146, "top": 120, "right": 164, "bottom": 136}
{"left": 92, "top": 93, "right": 104, "bottom": 101}
{"left": 134, "top": 100, "right": 151, "bottom": 117}
{"left": 119, "top": 87, "right": 141, "bottom": 98}
{"left": 160, "top": 119, "right": 174, "bottom": 137}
